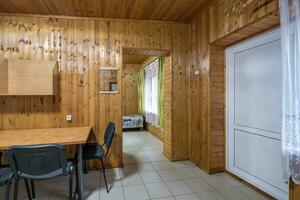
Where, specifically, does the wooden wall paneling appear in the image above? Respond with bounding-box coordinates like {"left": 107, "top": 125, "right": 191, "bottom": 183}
{"left": 146, "top": 124, "right": 164, "bottom": 141}
{"left": 98, "top": 20, "right": 123, "bottom": 167}
{"left": 188, "top": 20, "right": 204, "bottom": 166}
{"left": 170, "top": 24, "right": 189, "bottom": 160}
{"left": 162, "top": 56, "right": 172, "bottom": 159}
{"left": 207, "top": 45, "right": 225, "bottom": 172}
{"left": 0, "top": 14, "right": 189, "bottom": 166}
{"left": 188, "top": 0, "right": 280, "bottom": 173}
{"left": 290, "top": 178, "right": 300, "bottom": 200}
{"left": 122, "top": 64, "right": 140, "bottom": 116}
{"left": 188, "top": 0, "right": 300, "bottom": 198}
{"left": 209, "top": 0, "right": 279, "bottom": 44}
{"left": 0, "top": 58, "right": 8, "bottom": 93}
{"left": 123, "top": 54, "right": 149, "bottom": 64}
{"left": 199, "top": 10, "right": 211, "bottom": 171}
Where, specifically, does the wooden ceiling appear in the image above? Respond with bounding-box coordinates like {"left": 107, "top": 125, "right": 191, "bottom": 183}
{"left": 0, "top": 0, "right": 209, "bottom": 22}
{"left": 123, "top": 55, "right": 149, "bottom": 65}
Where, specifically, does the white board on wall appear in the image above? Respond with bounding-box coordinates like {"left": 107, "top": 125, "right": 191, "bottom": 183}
{"left": 226, "top": 28, "right": 288, "bottom": 200}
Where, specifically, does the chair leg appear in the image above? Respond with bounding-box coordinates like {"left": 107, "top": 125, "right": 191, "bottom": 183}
{"left": 69, "top": 174, "right": 73, "bottom": 200}
{"left": 24, "top": 179, "right": 32, "bottom": 200}
{"left": 4, "top": 180, "right": 11, "bottom": 200}
{"left": 100, "top": 159, "right": 109, "bottom": 193}
{"left": 0, "top": 151, "right": 2, "bottom": 166}
{"left": 30, "top": 180, "right": 35, "bottom": 199}
{"left": 83, "top": 160, "right": 89, "bottom": 174}
{"left": 13, "top": 179, "right": 19, "bottom": 200}
{"left": 73, "top": 163, "right": 79, "bottom": 200}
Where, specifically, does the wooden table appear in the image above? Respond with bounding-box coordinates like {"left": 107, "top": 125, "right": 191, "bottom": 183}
{"left": 0, "top": 126, "right": 92, "bottom": 200}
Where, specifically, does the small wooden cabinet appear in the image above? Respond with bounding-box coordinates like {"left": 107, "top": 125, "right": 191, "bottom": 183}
{"left": 0, "top": 59, "right": 58, "bottom": 95}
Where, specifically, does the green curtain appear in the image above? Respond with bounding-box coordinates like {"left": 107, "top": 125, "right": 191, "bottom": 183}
{"left": 157, "top": 57, "right": 164, "bottom": 127}
{"left": 138, "top": 69, "right": 145, "bottom": 115}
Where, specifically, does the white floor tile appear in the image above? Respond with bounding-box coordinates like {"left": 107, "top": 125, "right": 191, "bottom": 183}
{"left": 184, "top": 178, "right": 214, "bottom": 193}
{"left": 152, "top": 161, "right": 173, "bottom": 170}
{"left": 165, "top": 180, "right": 194, "bottom": 196}
{"left": 157, "top": 169, "right": 181, "bottom": 181}
{"left": 217, "top": 187, "right": 251, "bottom": 200}
{"left": 145, "top": 182, "right": 172, "bottom": 199}
{"left": 100, "top": 187, "right": 124, "bottom": 200}
{"left": 202, "top": 175, "right": 233, "bottom": 190}
{"left": 123, "top": 184, "right": 150, "bottom": 200}
{"left": 216, "top": 173, "right": 244, "bottom": 187}
{"left": 152, "top": 197, "right": 176, "bottom": 200}
{"left": 175, "top": 168, "right": 202, "bottom": 179}
{"left": 121, "top": 174, "right": 143, "bottom": 186}
{"left": 139, "top": 171, "right": 162, "bottom": 183}
{"left": 146, "top": 154, "right": 167, "bottom": 162}
{"left": 191, "top": 167, "right": 209, "bottom": 177}
{"left": 175, "top": 194, "right": 201, "bottom": 200}
{"left": 197, "top": 191, "right": 226, "bottom": 200}
{"left": 101, "top": 175, "right": 122, "bottom": 188}
{"left": 10, "top": 131, "right": 271, "bottom": 200}
{"left": 237, "top": 186, "right": 269, "bottom": 200}
{"left": 135, "top": 163, "right": 155, "bottom": 172}
{"left": 169, "top": 160, "right": 196, "bottom": 169}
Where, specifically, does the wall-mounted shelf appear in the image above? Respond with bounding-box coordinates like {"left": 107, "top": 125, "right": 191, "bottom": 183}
{"left": 99, "top": 67, "right": 118, "bottom": 94}
{"left": 99, "top": 66, "right": 119, "bottom": 70}
{"left": 99, "top": 91, "right": 119, "bottom": 94}
{"left": 0, "top": 59, "right": 58, "bottom": 96}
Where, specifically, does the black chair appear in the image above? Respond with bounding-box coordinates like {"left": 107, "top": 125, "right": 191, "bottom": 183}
{"left": 74, "top": 122, "right": 116, "bottom": 196}
{"left": 0, "top": 152, "right": 13, "bottom": 200}
{"left": 7, "top": 144, "right": 75, "bottom": 200}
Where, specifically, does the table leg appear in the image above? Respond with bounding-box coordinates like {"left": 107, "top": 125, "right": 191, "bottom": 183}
{"left": 77, "top": 144, "right": 84, "bottom": 200}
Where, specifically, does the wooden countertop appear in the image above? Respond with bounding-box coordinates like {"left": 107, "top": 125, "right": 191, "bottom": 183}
{"left": 0, "top": 126, "right": 92, "bottom": 150}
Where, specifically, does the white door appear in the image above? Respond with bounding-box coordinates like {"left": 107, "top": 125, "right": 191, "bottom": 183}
{"left": 226, "top": 29, "right": 288, "bottom": 200}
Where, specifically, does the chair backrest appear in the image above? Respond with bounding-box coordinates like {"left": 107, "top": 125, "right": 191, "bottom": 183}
{"left": 0, "top": 152, "right": 2, "bottom": 166}
{"left": 7, "top": 144, "right": 67, "bottom": 180}
{"left": 104, "top": 122, "right": 116, "bottom": 156}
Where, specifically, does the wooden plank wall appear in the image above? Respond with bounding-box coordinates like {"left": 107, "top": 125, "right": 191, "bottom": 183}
{"left": 0, "top": 15, "right": 189, "bottom": 165}
{"left": 171, "top": 25, "right": 189, "bottom": 160}
{"left": 290, "top": 178, "right": 300, "bottom": 200}
{"left": 188, "top": 0, "right": 279, "bottom": 173}
{"left": 122, "top": 64, "right": 139, "bottom": 116}
{"left": 162, "top": 56, "right": 172, "bottom": 159}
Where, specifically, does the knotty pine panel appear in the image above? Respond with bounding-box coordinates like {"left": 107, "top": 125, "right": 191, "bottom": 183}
{"left": 0, "top": 0, "right": 207, "bottom": 22}
{"left": 162, "top": 56, "right": 172, "bottom": 160}
{"left": 0, "top": 15, "right": 189, "bottom": 166}
{"left": 188, "top": 0, "right": 280, "bottom": 173}
{"left": 122, "top": 64, "right": 139, "bottom": 116}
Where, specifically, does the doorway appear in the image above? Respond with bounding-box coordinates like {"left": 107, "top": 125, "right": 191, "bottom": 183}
{"left": 121, "top": 48, "right": 170, "bottom": 164}
{"left": 226, "top": 29, "right": 288, "bottom": 199}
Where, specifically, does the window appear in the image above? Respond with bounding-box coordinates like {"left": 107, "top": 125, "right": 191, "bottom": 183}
{"left": 144, "top": 59, "right": 159, "bottom": 126}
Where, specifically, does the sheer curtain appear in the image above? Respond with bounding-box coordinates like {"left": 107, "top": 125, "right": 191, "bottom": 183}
{"left": 138, "top": 69, "right": 145, "bottom": 115}
{"left": 144, "top": 59, "right": 159, "bottom": 126}
{"left": 280, "top": 0, "right": 300, "bottom": 184}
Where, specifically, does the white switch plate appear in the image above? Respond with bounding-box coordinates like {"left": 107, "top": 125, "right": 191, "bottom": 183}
{"left": 66, "top": 114, "right": 72, "bottom": 121}
{"left": 195, "top": 70, "right": 200, "bottom": 75}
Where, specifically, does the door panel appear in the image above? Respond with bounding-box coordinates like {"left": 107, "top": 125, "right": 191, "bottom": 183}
{"left": 226, "top": 28, "right": 288, "bottom": 200}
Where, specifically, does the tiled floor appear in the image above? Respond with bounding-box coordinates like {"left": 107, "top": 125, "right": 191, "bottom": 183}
{"left": 0, "top": 131, "right": 269, "bottom": 200}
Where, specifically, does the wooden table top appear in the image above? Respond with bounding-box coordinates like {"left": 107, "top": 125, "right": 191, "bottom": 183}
{"left": 0, "top": 126, "right": 92, "bottom": 150}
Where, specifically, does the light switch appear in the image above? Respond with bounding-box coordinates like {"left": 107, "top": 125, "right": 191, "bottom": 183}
{"left": 195, "top": 70, "right": 200, "bottom": 75}
{"left": 66, "top": 114, "right": 72, "bottom": 121}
